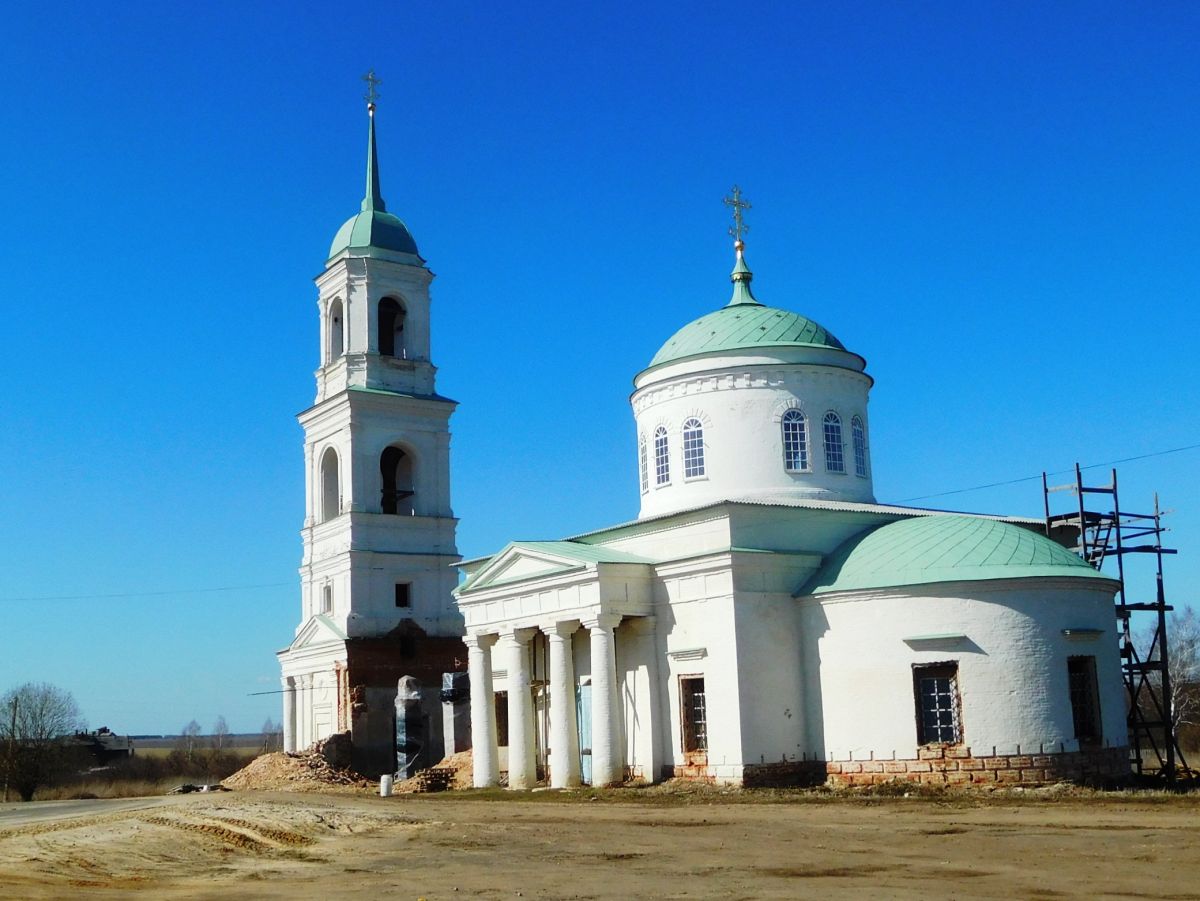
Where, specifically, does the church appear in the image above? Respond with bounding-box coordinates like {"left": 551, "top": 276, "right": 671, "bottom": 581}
{"left": 280, "top": 92, "right": 1130, "bottom": 788}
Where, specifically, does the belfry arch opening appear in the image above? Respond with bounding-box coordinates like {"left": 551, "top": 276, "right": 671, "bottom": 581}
{"left": 378, "top": 297, "right": 406, "bottom": 358}
{"left": 327, "top": 298, "right": 345, "bottom": 363}
{"left": 320, "top": 447, "right": 340, "bottom": 523}
{"left": 380, "top": 444, "right": 415, "bottom": 515}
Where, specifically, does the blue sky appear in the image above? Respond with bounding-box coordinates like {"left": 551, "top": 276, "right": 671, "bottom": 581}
{"left": 0, "top": 2, "right": 1196, "bottom": 734}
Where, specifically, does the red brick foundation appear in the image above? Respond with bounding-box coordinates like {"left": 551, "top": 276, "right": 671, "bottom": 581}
{"left": 824, "top": 744, "right": 1130, "bottom": 787}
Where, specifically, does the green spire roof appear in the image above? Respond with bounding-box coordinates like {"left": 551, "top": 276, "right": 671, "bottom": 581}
{"left": 328, "top": 103, "right": 420, "bottom": 261}
{"left": 646, "top": 240, "right": 845, "bottom": 369}
{"left": 801, "top": 515, "right": 1117, "bottom": 596}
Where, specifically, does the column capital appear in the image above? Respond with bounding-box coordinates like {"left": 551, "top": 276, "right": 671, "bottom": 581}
{"left": 463, "top": 631, "right": 498, "bottom": 649}
{"left": 545, "top": 619, "right": 581, "bottom": 640}
{"left": 499, "top": 625, "right": 540, "bottom": 644}
{"left": 583, "top": 613, "right": 623, "bottom": 632}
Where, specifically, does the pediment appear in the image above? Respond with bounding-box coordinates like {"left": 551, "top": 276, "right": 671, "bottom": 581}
{"left": 460, "top": 545, "right": 587, "bottom": 593}
{"left": 287, "top": 614, "right": 349, "bottom": 652}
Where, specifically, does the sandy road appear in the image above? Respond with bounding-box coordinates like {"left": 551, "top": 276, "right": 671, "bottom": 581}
{"left": 0, "top": 795, "right": 180, "bottom": 828}
{"left": 0, "top": 789, "right": 1197, "bottom": 899}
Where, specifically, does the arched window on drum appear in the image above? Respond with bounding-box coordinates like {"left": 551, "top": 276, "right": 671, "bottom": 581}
{"left": 682, "top": 418, "right": 705, "bottom": 478}
{"left": 852, "top": 416, "right": 868, "bottom": 477}
{"left": 781, "top": 410, "right": 808, "bottom": 472}
{"left": 653, "top": 426, "right": 670, "bottom": 486}
{"left": 823, "top": 412, "right": 845, "bottom": 473}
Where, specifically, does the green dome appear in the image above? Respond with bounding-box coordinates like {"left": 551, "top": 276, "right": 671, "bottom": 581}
{"left": 328, "top": 209, "right": 419, "bottom": 259}
{"left": 649, "top": 303, "right": 846, "bottom": 368}
{"left": 802, "top": 515, "right": 1115, "bottom": 596}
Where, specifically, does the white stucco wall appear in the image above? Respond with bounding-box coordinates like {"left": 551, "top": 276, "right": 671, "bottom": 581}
{"left": 799, "top": 579, "right": 1125, "bottom": 760}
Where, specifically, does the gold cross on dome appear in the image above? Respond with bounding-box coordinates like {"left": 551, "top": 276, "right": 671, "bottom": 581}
{"left": 724, "top": 185, "right": 751, "bottom": 242}
{"left": 363, "top": 70, "right": 382, "bottom": 107}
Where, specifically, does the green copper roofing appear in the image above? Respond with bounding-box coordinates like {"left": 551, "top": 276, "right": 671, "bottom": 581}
{"left": 801, "top": 515, "right": 1116, "bottom": 596}
{"left": 647, "top": 242, "right": 845, "bottom": 368}
{"left": 328, "top": 106, "right": 420, "bottom": 260}
{"left": 508, "top": 541, "right": 653, "bottom": 565}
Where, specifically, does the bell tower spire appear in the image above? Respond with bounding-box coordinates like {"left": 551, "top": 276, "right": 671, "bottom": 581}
{"left": 362, "top": 70, "right": 385, "bottom": 213}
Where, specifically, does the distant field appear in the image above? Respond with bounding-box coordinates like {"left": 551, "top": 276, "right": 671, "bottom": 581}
{"left": 130, "top": 735, "right": 271, "bottom": 752}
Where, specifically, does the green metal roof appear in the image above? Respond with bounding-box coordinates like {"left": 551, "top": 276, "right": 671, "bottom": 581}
{"left": 801, "top": 515, "right": 1116, "bottom": 596}
{"left": 649, "top": 303, "right": 846, "bottom": 368}
{"left": 647, "top": 245, "right": 845, "bottom": 368}
{"left": 328, "top": 106, "right": 420, "bottom": 261}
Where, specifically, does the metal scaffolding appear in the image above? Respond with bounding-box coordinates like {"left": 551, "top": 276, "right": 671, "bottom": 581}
{"left": 1043, "top": 464, "right": 1187, "bottom": 781}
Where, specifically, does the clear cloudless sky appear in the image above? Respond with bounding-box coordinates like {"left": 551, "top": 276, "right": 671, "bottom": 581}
{"left": 0, "top": 2, "right": 1196, "bottom": 735}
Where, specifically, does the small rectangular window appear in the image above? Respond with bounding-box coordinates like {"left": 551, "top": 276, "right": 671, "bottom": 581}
{"left": 321, "top": 584, "right": 332, "bottom": 614}
{"left": 1067, "top": 656, "right": 1102, "bottom": 743}
{"left": 680, "top": 676, "right": 708, "bottom": 753}
{"left": 395, "top": 583, "right": 411, "bottom": 608}
{"left": 913, "top": 662, "right": 961, "bottom": 744}
{"left": 494, "top": 691, "right": 509, "bottom": 746}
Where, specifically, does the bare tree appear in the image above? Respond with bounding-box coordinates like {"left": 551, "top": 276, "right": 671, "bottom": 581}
{"left": 211, "top": 716, "right": 230, "bottom": 753}
{"left": 0, "top": 683, "right": 85, "bottom": 802}
{"left": 260, "top": 717, "right": 281, "bottom": 753}
{"left": 179, "top": 719, "right": 202, "bottom": 761}
{"left": 1165, "top": 608, "right": 1200, "bottom": 732}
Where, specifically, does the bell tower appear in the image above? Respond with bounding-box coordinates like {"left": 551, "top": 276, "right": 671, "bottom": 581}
{"left": 278, "top": 76, "right": 464, "bottom": 771}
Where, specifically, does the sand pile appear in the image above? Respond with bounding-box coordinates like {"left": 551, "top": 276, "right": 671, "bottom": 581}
{"left": 393, "top": 750, "right": 475, "bottom": 793}
{"left": 222, "top": 752, "right": 370, "bottom": 793}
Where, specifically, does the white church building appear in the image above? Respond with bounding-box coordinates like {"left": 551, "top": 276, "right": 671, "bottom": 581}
{"left": 277, "top": 92, "right": 1129, "bottom": 788}
{"left": 454, "top": 218, "right": 1130, "bottom": 788}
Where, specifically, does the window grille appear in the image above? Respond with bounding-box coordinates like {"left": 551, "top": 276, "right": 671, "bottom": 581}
{"left": 852, "top": 416, "right": 867, "bottom": 477}
{"left": 914, "top": 663, "right": 961, "bottom": 744}
{"left": 680, "top": 677, "right": 708, "bottom": 753}
{"left": 682, "top": 418, "right": 705, "bottom": 478}
{"left": 781, "top": 409, "right": 808, "bottom": 472}
{"left": 823, "top": 412, "right": 845, "bottom": 473}
{"left": 638, "top": 434, "right": 648, "bottom": 494}
{"left": 654, "top": 426, "right": 670, "bottom": 485}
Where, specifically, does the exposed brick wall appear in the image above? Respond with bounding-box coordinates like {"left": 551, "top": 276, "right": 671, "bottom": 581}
{"left": 825, "top": 744, "right": 1129, "bottom": 787}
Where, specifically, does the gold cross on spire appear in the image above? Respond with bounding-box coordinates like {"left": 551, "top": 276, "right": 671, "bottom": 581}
{"left": 724, "top": 185, "right": 751, "bottom": 244}
{"left": 362, "top": 70, "right": 382, "bottom": 109}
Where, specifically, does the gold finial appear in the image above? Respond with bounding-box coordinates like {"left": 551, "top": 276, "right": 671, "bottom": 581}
{"left": 724, "top": 184, "right": 751, "bottom": 244}
{"left": 363, "top": 69, "right": 382, "bottom": 113}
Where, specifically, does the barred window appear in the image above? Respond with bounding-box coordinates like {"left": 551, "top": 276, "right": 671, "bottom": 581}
{"left": 823, "top": 412, "right": 845, "bottom": 473}
{"left": 654, "top": 426, "right": 670, "bottom": 485}
{"left": 682, "top": 418, "right": 705, "bottom": 478}
{"left": 914, "top": 662, "right": 962, "bottom": 744}
{"left": 638, "top": 433, "right": 648, "bottom": 494}
{"left": 852, "top": 416, "right": 867, "bottom": 477}
{"left": 781, "top": 409, "right": 808, "bottom": 472}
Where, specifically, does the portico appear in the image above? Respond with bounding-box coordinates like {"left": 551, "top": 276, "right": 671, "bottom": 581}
{"left": 453, "top": 542, "right": 655, "bottom": 788}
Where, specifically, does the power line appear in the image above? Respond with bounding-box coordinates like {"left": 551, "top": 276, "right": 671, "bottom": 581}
{"left": 0, "top": 582, "right": 291, "bottom": 604}
{"left": 899, "top": 442, "right": 1200, "bottom": 503}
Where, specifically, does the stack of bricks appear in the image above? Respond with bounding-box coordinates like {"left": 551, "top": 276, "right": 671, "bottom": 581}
{"left": 825, "top": 744, "right": 1129, "bottom": 787}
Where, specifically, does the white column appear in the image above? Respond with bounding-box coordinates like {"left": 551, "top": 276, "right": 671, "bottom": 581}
{"left": 548, "top": 621, "right": 581, "bottom": 788}
{"left": 587, "top": 614, "right": 623, "bottom": 786}
{"left": 502, "top": 628, "right": 537, "bottom": 790}
{"left": 282, "top": 677, "right": 297, "bottom": 753}
{"left": 297, "top": 674, "right": 312, "bottom": 751}
{"left": 466, "top": 633, "right": 499, "bottom": 788}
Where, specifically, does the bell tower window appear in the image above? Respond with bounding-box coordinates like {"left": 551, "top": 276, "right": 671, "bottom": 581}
{"left": 378, "top": 297, "right": 406, "bottom": 358}
{"left": 381, "top": 445, "right": 415, "bottom": 515}
{"left": 327, "top": 298, "right": 345, "bottom": 363}
{"left": 319, "top": 447, "right": 340, "bottom": 523}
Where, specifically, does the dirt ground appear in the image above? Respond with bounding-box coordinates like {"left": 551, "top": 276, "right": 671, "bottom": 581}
{"left": 0, "top": 787, "right": 1198, "bottom": 900}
